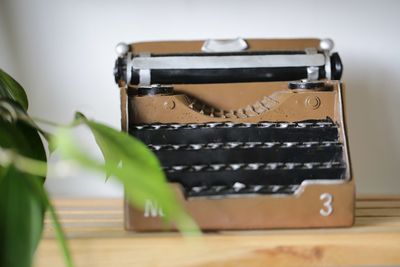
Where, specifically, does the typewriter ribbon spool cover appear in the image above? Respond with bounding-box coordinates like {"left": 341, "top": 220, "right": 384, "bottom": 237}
{"left": 114, "top": 38, "right": 355, "bottom": 231}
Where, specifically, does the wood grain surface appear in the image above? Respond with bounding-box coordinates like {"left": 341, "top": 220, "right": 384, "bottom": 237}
{"left": 34, "top": 197, "right": 400, "bottom": 267}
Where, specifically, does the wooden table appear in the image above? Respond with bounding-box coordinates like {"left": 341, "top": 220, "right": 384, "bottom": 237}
{"left": 35, "top": 197, "right": 400, "bottom": 267}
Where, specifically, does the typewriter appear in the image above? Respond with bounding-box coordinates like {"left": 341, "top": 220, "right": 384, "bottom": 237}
{"left": 114, "top": 38, "right": 355, "bottom": 231}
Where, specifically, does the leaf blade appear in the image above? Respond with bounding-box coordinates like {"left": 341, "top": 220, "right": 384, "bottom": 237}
{"left": 0, "top": 166, "right": 46, "bottom": 267}
{"left": 0, "top": 98, "right": 53, "bottom": 144}
{"left": 0, "top": 69, "right": 28, "bottom": 111}
{"left": 46, "top": 196, "right": 74, "bottom": 267}
{"left": 0, "top": 107, "right": 48, "bottom": 267}
{"left": 52, "top": 119, "right": 199, "bottom": 234}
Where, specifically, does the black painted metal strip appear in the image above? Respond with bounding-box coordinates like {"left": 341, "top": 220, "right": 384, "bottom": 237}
{"left": 167, "top": 167, "right": 346, "bottom": 188}
{"left": 131, "top": 67, "right": 313, "bottom": 85}
{"left": 141, "top": 51, "right": 308, "bottom": 57}
{"left": 131, "top": 126, "right": 339, "bottom": 145}
{"left": 154, "top": 146, "right": 343, "bottom": 166}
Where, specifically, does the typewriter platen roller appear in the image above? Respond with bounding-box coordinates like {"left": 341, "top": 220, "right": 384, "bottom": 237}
{"left": 115, "top": 38, "right": 355, "bottom": 231}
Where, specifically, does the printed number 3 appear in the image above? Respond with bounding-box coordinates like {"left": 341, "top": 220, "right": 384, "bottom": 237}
{"left": 320, "top": 193, "right": 333, "bottom": 217}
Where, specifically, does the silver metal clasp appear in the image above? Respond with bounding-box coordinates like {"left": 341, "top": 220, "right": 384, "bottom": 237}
{"left": 319, "top": 38, "right": 335, "bottom": 80}
{"left": 305, "top": 48, "right": 319, "bottom": 81}
{"left": 201, "top": 38, "right": 248, "bottom": 53}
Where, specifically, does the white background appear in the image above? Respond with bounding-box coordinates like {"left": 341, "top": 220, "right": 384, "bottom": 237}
{"left": 0, "top": 0, "right": 399, "bottom": 197}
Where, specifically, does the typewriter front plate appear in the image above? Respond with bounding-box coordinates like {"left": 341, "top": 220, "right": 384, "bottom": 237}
{"left": 115, "top": 38, "right": 355, "bottom": 231}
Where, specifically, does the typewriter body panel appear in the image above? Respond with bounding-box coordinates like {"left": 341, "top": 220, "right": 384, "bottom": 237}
{"left": 115, "top": 38, "right": 355, "bottom": 231}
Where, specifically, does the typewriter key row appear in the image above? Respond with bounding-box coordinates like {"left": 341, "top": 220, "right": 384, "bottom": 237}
{"left": 154, "top": 146, "right": 343, "bottom": 166}
{"left": 148, "top": 141, "right": 341, "bottom": 151}
{"left": 131, "top": 119, "right": 336, "bottom": 131}
{"left": 131, "top": 120, "right": 338, "bottom": 145}
{"left": 167, "top": 166, "right": 346, "bottom": 189}
{"left": 186, "top": 184, "right": 300, "bottom": 197}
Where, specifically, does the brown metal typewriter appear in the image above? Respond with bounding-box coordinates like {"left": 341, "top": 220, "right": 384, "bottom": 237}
{"left": 114, "top": 38, "right": 354, "bottom": 231}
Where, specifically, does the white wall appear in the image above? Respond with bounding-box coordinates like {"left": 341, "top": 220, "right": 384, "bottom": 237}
{"left": 0, "top": 0, "right": 16, "bottom": 76}
{"left": 1, "top": 0, "right": 399, "bottom": 196}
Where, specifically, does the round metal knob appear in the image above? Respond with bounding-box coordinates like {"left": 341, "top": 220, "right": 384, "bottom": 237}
{"left": 115, "top": 42, "right": 129, "bottom": 56}
{"left": 319, "top": 38, "right": 334, "bottom": 51}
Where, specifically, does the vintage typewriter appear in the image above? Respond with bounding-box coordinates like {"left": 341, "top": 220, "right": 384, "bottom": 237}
{"left": 114, "top": 38, "right": 355, "bottom": 231}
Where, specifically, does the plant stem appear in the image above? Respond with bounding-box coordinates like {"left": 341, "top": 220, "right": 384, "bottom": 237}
{"left": 31, "top": 115, "right": 83, "bottom": 128}
{"left": 0, "top": 148, "right": 47, "bottom": 176}
{"left": 46, "top": 196, "right": 75, "bottom": 267}
{"left": 30, "top": 116, "right": 62, "bottom": 127}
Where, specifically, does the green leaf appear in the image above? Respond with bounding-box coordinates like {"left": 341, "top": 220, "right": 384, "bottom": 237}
{"left": 0, "top": 70, "right": 74, "bottom": 267}
{"left": 0, "top": 69, "right": 29, "bottom": 111}
{"left": 52, "top": 117, "right": 199, "bottom": 234}
{"left": 0, "top": 98, "right": 53, "bottom": 145}
{"left": 0, "top": 113, "right": 47, "bottom": 178}
{"left": 0, "top": 166, "right": 46, "bottom": 267}
{"left": 74, "top": 112, "right": 113, "bottom": 178}
{"left": 0, "top": 163, "right": 74, "bottom": 267}
{"left": 82, "top": 119, "right": 193, "bottom": 226}
{"left": 0, "top": 109, "right": 47, "bottom": 267}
